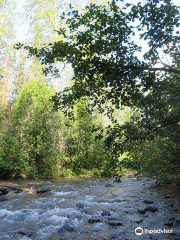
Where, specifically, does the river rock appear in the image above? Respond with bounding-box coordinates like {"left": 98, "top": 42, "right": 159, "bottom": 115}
{"left": 105, "top": 184, "right": 113, "bottom": 187}
{"left": 101, "top": 210, "right": 111, "bottom": 216}
{"left": 137, "top": 208, "right": 146, "bottom": 214}
{"left": 0, "top": 187, "right": 10, "bottom": 195}
{"left": 106, "top": 220, "right": 123, "bottom": 226}
{"left": 17, "top": 229, "right": 34, "bottom": 237}
{"left": 138, "top": 206, "right": 158, "bottom": 214}
{"left": 6, "top": 186, "right": 23, "bottom": 193}
{"left": 135, "top": 219, "right": 143, "bottom": 224}
{"left": 144, "top": 200, "right": 154, "bottom": 204}
{"left": 76, "top": 202, "right": 85, "bottom": 210}
{"left": 36, "top": 187, "right": 51, "bottom": 194}
{"left": 132, "top": 219, "right": 143, "bottom": 223}
{"left": 0, "top": 196, "right": 8, "bottom": 201}
{"left": 58, "top": 224, "right": 76, "bottom": 233}
{"left": 88, "top": 217, "right": 101, "bottom": 223}
{"left": 164, "top": 221, "right": 174, "bottom": 227}
{"left": 146, "top": 206, "right": 158, "bottom": 212}
{"left": 164, "top": 194, "right": 171, "bottom": 198}
{"left": 0, "top": 191, "right": 2, "bottom": 196}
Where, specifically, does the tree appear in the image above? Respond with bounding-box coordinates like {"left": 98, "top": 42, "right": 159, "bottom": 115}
{"left": 18, "top": 0, "right": 180, "bottom": 125}
{"left": 0, "top": 78, "right": 61, "bottom": 179}
{"left": 17, "top": 0, "right": 180, "bottom": 180}
{"left": 60, "top": 98, "right": 110, "bottom": 174}
{"left": 0, "top": 0, "right": 17, "bottom": 151}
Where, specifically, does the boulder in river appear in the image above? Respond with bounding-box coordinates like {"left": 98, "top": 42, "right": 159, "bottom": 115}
{"left": 137, "top": 208, "right": 146, "bottom": 214}
{"left": 75, "top": 202, "right": 85, "bottom": 210}
{"left": 164, "top": 221, "right": 174, "bottom": 227}
{"left": 138, "top": 206, "right": 158, "bottom": 214}
{"left": 17, "top": 229, "right": 34, "bottom": 237}
{"left": 5, "top": 186, "right": 23, "bottom": 193}
{"left": 164, "top": 194, "right": 171, "bottom": 199}
{"left": 88, "top": 217, "right": 101, "bottom": 223}
{"left": 0, "top": 187, "right": 10, "bottom": 195}
{"left": 144, "top": 199, "right": 154, "bottom": 204}
{"left": 101, "top": 210, "right": 111, "bottom": 216}
{"left": 105, "top": 184, "right": 113, "bottom": 187}
{"left": 36, "top": 187, "right": 51, "bottom": 194}
{"left": 106, "top": 220, "right": 123, "bottom": 226}
{"left": 146, "top": 206, "right": 158, "bottom": 212}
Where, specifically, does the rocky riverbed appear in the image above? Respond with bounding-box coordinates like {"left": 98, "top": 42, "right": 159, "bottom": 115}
{"left": 0, "top": 177, "right": 180, "bottom": 240}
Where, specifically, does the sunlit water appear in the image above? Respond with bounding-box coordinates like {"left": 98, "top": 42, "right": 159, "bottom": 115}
{"left": 0, "top": 177, "right": 180, "bottom": 240}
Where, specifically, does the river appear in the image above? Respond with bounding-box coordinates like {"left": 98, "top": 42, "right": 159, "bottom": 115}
{"left": 0, "top": 177, "right": 180, "bottom": 240}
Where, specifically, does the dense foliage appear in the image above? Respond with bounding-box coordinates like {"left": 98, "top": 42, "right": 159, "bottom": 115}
{"left": 0, "top": 78, "right": 110, "bottom": 179}
{"left": 1, "top": 0, "right": 180, "bottom": 181}
{"left": 19, "top": 0, "right": 180, "bottom": 182}
{"left": 0, "top": 0, "right": 111, "bottom": 179}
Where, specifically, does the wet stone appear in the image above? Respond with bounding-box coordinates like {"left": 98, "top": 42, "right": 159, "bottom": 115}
{"left": 144, "top": 199, "right": 154, "bottom": 204}
{"left": 0, "top": 187, "right": 10, "bottom": 195}
{"left": 131, "top": 218, "right": 143, "bottom": 224}
{"left": 164, "top": 221, "right": 174, "bottom": 227}
{"left": 105, "top": 184, "right": 114, "bottom": 187}
{"left": 0, "top": 191, "right": 2, "bottom": 196}
{"left": 106, "top": 220, "right": 123, "bottom": 226}
{"left": 76, "top": 202, "right": 85, "bottom": 210}
{"left": 164, "top": 194, "right": 171, "bottom": 199}
{"left": 17, "top": 229, "right": 34, "bottom": 237}
{"left": 138, "top": 206, "right": 158, "bottom": 214}
{"left": 137, "top": 208, "right": 146, "bottom": 214}
{"left": 88, "top": 217, "right": 101, "bottom": 223}
{"left": 36, "top": 187, "right": 51, "bottom": 194}
{"left": 6, "top": 186, "right": 23, "bottom": 193}
{"left": 101, "top": 210, "right": 111, "bottom": 216}
{"left": 146, "top": 206, "right": 158, "bottom": 212}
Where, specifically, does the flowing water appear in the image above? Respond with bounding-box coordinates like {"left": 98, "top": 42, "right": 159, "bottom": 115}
{"left": 0, "top": 177, "right": 180, "bottom": 240}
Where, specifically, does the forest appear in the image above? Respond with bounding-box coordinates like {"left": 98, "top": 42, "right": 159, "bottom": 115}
{"left": 0, "top": 0, "right": 180, "bottom": 183}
